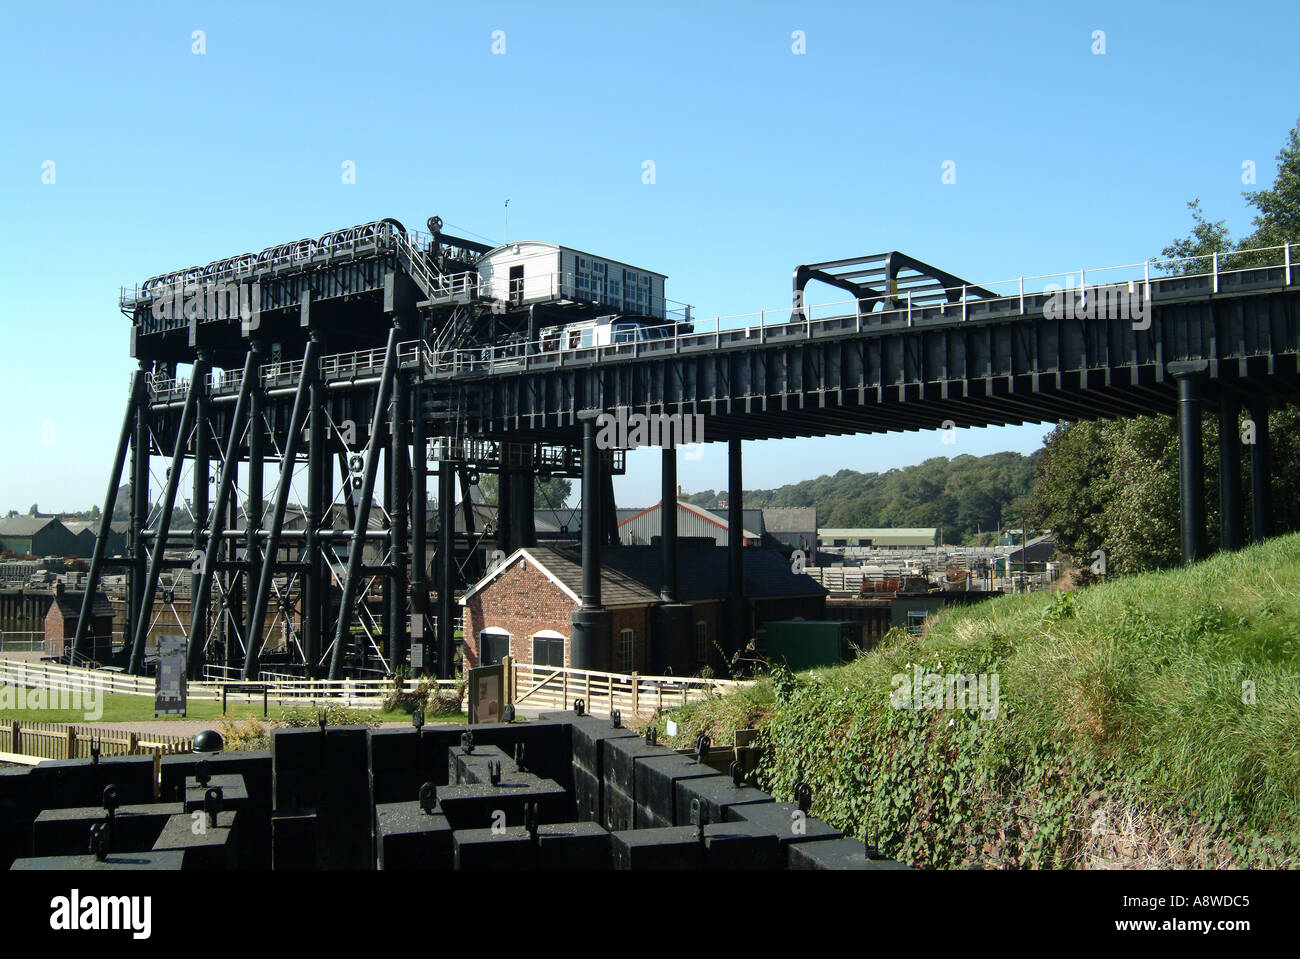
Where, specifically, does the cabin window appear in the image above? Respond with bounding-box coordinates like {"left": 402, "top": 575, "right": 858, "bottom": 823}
{"left": 695, "top": 622, "right": 708, "bottom": 662}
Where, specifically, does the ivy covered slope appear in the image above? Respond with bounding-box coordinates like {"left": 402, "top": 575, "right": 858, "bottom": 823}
{"left": 666, "top": 533, "right": 1300, "bottom": 868}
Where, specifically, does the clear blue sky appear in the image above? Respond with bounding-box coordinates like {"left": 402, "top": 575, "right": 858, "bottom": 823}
{"left": 2, "top": 0, "right": 1297, "bottom": 513}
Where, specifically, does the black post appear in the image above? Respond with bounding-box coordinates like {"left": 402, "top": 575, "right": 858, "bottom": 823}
{"left": 1218, "top": 391, "right": 1243, "bottom": 553}
{"left": 245, "top": 341, "right": 265, "bottom": 654}
{"left": 129, "top": 364, "right": 151, "bottom": 662}
{"left": 1249, "top": 401, "right": 1273, "bottom": 544}
{"left": 226, "top": 469, "right": 242, "bottom": 671}
{"left": 129, "top": 355, "right": 209, "bottom": 674}
{"left": 72, "top": 368, "right": 145, "bottom": 664}
{"left": 304, "top": 328, "right": 325, "bottom": 676}
{"left": 570, "top": 413, "right": 612, "bottom": 670}
{"left": 190, "top": 351, "right": 211, "bottom": 672}
{"left": 1174, "top": 368, "right": 1206, "bottom": 566}
{"left": 726, "top": 433, "right": 745, "bottom": 658}
{"left": 411, "top": 383, "right": 428, "bottom": 676}
{"left": 496, "top": 467, "right": 513, "bottom": 555}
{"left": 328, "top": 327, "right": 401, "bottom": 680}
{"left": 660, "top": 446, "right": 678, "bottom": 602}
{"left": 187, "top": 350, "right": 256, "bottom": 678}
{"left": 242, "top": 337, "right": 320, "bottom": 679}
{"left": 437, "top": 457, "right": 455, "bottom": 679}
{"left": 381, "top": 441, "right": 394, "bottom": 672}
{"left": 390, "top": 363, "right": 410, "bottom": 672}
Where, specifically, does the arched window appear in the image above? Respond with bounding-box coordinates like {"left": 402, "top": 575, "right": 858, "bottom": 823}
{"left": 532, "top": 629, "right": 566, "bottom": 667}
{"left": 478, "top": 627, "right": 511, "bottom": 666}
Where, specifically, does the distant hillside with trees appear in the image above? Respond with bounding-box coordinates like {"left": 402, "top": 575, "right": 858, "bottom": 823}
{"left": 685, "top": 451, "right": 1039, "bottom": 546}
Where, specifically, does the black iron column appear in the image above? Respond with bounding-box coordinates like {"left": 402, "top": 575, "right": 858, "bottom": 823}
{"left": 129, "top": 355, "right": 209, "bottom": 674}
{"left": 660, "top": 446, "right": 678, "bottom": 602}
{"left": 72, "top": 367, "right": 145, "bottom": 664}
{"left": 389, "top": 356, "right": 410, "bottom": 673}
{"left": 381, "top": 441, "right": 394, "bottom": 672}
{"left": 128, "top": 363, "right": 151, "bottom": 663}
{"left": 570, "top": 412, "right": 612, "bottom": 670}
{"left": 187, "top": 350, "right": 255, "bottom": 677}
{"left": 496, "top": 467, "right": 513, "bottom": 555}
{"left": 1172, "top": 364, "right": 1207, "bottom": 566}
{"left": 226, "top": 468, "right": 242, "bottom": 671}
{"left": 726, "top": 433, "right": 745, "bottom": 658}
{"left": 245, "top": 341, "right": 265, "bottom": 651}
{"left": 304, "top": 328, "right": 325, "bottom": 676}
{"left": 1249, "top": 400, "right": 1273, "bottom": 543}
{"left": 437, "top": 456, "right": 455, "bottom": 679}
{"left": 411, "top": 383, "right": 428, "bottom": 677}
{"left": 1217, "top": 390, "right": 1243, "bottom": 552}
{"left": 243, "top": 337, "right": 320, "bottom": 679}
{"left": 510, "top": 462, "right": 536, "bottom": 548}
{"left": 328, "top": 327, "right": 400, "bottom": 680}
{"left": 190, "top": 350, "right": 211, "bottom": 672}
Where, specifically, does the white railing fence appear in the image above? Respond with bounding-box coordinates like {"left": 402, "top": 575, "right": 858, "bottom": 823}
{"left": 1, "top": 655, "right": 744, "bottom": 719}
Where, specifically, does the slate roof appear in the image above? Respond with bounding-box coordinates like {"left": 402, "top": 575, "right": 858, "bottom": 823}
{"left": 48, "top": 591, "right": 114, "bottom": 619}
{"left": 0, "top": 516, "right": 65, "bottom": 537}
{"left": 465, "top": 544, "right": 827, "bottom": 607}
{"left": 761, "top": 508, "right": 817, "bottom": 533}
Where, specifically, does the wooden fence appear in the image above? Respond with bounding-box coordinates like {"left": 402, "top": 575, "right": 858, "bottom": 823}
{"left": 0, "top": 720, "right": 192, "bottom": 766}
{"left": 1, "top": 655, "right": 745, "bottom": 722}
{"left": 509, "top": 661, "right": 742, "bottom": 720}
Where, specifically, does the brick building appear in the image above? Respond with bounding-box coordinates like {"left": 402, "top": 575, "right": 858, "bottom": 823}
{"left": 461, "top": 544, "right": 827, "bottom": 676}
{"left": 44, "top": 581, "right": 115, "bottom": 663}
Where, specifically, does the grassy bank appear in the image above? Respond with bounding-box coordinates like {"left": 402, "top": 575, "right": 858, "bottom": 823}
{"left": 665, "top": 533, "right": 1300, "bottom": 868}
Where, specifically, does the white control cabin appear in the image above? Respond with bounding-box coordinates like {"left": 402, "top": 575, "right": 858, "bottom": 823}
{"left": 477, "top": 241, "right": 668, "bottom": 318}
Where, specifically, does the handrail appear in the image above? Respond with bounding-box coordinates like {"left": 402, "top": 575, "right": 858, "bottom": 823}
{"left": 416, "top": 241, "right": 1294, "bottom": 380}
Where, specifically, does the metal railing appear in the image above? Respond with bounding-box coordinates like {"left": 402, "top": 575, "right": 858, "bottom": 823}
{"left": 0, "top": 632, "right": 46, "bottom": 653}
{"left": 417, "top": 241, "right": 1294, "bottom": 380}
{"left": 121, "top": 218, "right": 405, "bottom": 309}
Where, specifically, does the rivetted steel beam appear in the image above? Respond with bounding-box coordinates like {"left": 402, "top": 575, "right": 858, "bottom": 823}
{"left": 328, "top": 326, "right": 400, "bottom": 680}
{"left": 1218, "top": 391, "right": 1243, "bottom": 553}
{"left": 129, "top": 354, "right": 209, "bottom": 675}
{"left": 72, "top": 366, "right": 146, "bottom": 665}
{"left": 1249, "top": 400, "right": 1273, "bottom": 543}
{"left": 242, "top": 336, "right": 321, "bottom": 679}
{"left": 187, "top": 349, "right": 256, "bottom": 678}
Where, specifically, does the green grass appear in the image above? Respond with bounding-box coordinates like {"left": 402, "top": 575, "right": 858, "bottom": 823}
{"left": 665, "top": 532, "right": 1300, "bottom": 867}
{"left": 0, "top": 690, "right": 466, "bottom": 727}
{"left": 0, "top": 691, "right": 292, "bottom": 725}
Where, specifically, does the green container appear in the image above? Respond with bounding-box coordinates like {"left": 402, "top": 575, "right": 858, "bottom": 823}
{"left": 759, "top": 620, "right": 864, "bottom": 672}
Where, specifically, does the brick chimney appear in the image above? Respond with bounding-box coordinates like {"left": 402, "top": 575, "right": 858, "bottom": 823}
{"left": 53, "top": 579, "right": 65, "bottom": 597}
